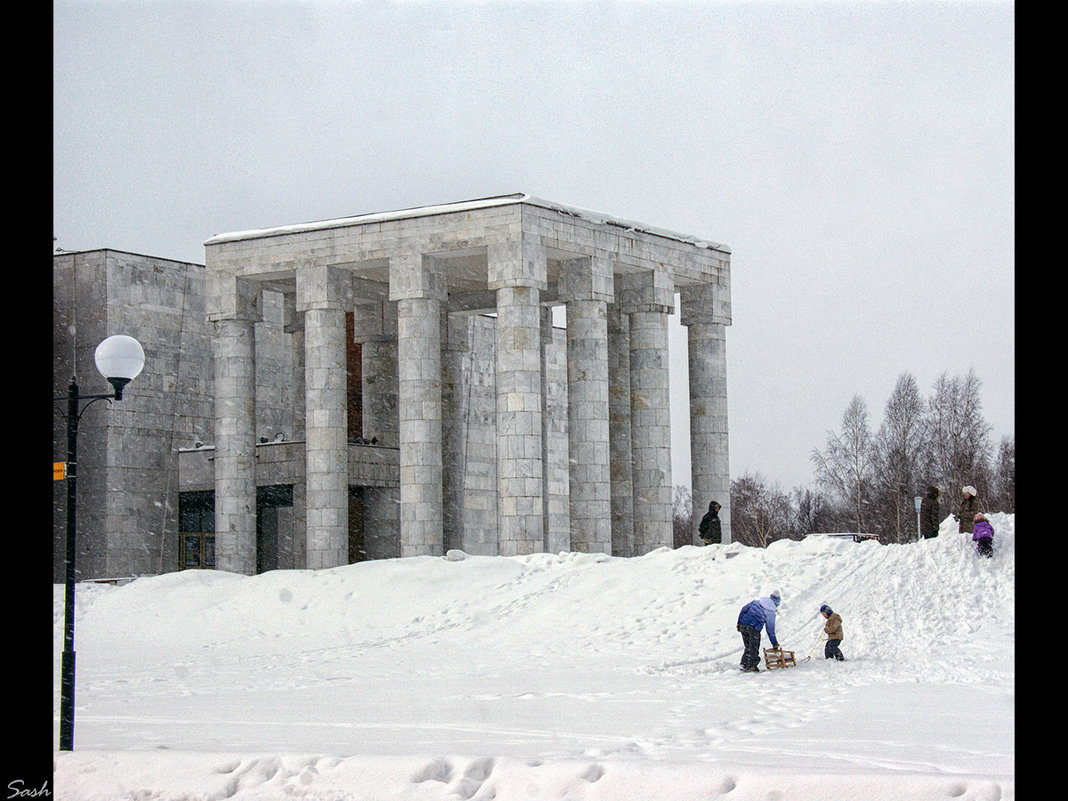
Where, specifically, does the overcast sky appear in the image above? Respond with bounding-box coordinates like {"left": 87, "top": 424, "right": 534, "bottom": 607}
{"left": 53, "top": 0, "right": 1014, "bottom": 493}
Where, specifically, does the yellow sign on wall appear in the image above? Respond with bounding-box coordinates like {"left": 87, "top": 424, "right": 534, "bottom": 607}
{"left": 54, "top": 462, "right": 66, "bottom": 481}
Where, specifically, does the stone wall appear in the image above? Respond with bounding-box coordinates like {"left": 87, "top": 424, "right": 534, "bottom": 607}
{"left": 53, "top": 250, "right": 302, "bottom": 579}
{"left": 54, "top": 250, "right": 212, "bottom": 579}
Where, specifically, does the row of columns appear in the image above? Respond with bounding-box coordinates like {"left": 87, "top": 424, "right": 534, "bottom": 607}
{"left": 211, "top": 245, "right": 729, "bottom": 574}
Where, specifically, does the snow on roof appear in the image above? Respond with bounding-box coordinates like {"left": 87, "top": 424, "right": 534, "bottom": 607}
{"left": 204, "top": 193, "right": 730, "bottom": 253}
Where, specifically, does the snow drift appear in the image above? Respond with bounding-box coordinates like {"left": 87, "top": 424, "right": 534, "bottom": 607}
{"left": 53, "top": 513, "right": 1014, "bottom": 799}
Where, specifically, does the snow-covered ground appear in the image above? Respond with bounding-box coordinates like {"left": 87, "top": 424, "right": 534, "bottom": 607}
{"left": 53, "top": 514, "right": 1014, "bottom": 800}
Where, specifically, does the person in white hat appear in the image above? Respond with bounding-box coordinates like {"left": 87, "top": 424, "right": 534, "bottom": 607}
{"left": 955, "top": 486, "right": 980, "bottom": 535}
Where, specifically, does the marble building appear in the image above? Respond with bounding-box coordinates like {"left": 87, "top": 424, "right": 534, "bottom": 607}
{"left": 203, "top": 195, "right": 732, "bottom": 573}
{"left": 53, "top": 195, "right": 731, "bottom": 579}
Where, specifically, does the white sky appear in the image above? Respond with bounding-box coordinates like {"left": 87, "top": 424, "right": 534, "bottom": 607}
{"left": 53, "top": 0, "right": 1014, "bottom": 492}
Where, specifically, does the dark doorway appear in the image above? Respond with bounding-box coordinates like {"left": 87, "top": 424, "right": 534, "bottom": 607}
{"left": 257, "top": 485, "right": 293, "bottom": 573}
{"left": 178, "top": 490, "right": 215, "bottom": 569}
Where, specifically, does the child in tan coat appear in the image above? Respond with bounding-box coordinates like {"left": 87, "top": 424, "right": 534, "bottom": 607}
{"left": 820, "top": 604, "right": 845, "bottom": 661}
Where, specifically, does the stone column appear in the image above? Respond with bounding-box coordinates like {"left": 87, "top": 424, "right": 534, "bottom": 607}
{"left": 489, "top": 237, "right": 547, "bottom": 556}
{"left": 607, "top": 301, "right": 634, "bottom": 557}
{"left": 297, "top": 265, "right": 353, "bottom": 569}
{"left": 620, "top": 267, "right": 675, "bottom": 555}
{"left": 559, "top": 257, "right": 613, "bottom": 554}
{"left": 210, "top": 276, "right": 261, "bottom": 575}
{"left": 441, "top": 314, "right": 500, "bottom": 555}
{"left": 441, "top": 311, "right": 464, "bottom": 553}
{"left": 541, "top": 306, "right": 569, "bottom": 554}
{"left": 390, "top": 253, "right": 445, "bottom": 557}
{"left": 680, "top": 283, "right": 732, "bottom": 544}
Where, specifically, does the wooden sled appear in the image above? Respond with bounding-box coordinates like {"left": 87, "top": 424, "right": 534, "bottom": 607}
{"left": 763, "top": 646, "right": 797, "bottom": 669}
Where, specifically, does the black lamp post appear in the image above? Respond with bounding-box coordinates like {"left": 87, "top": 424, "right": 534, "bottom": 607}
{"left": 55, "top": 335, "right": 145, "bottom": 751}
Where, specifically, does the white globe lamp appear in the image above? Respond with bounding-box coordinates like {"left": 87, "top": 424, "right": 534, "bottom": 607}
{"left": 93, "top": 335, "right": 145, "bottom": 400}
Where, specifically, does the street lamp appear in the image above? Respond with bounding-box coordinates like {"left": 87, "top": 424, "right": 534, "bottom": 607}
{"left": 914, "top": 495, "right": 923, "bottom": 543}
{"left": 55, "top": 335, "right": 145, "bottom": 751}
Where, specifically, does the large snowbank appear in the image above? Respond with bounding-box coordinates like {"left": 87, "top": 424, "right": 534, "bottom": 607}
{"left": 53, "top": 513, "right": 1013, "bottom": 799}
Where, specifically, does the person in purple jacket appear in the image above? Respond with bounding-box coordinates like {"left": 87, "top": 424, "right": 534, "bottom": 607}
{"left": 972, "top": 513, "right": 995, "bottom": 558}
{"left": 736, "top": 590, "right": 781, "bottom": 672}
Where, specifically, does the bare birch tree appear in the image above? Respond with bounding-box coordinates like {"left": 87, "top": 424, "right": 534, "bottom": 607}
{"left": 791, "top": 486, "right": 840, "bottom": 537}
{"left": 811, "top": 395, "right": 875, "bottom": 532}
{"left": 730, "top": 472, "right": 793, "bottom": 548}
{"left": 990, "top": 435, "right": 1015, "bottom": 513}
{"left": 925, "top": 370, "right": 993, "bottom": 498}
{"left": 872, "top": 373, "right": 928, "bottom": 542}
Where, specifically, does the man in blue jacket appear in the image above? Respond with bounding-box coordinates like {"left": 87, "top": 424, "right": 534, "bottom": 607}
{"left": 736, "top": 590, "right": 782, "bottom": 672}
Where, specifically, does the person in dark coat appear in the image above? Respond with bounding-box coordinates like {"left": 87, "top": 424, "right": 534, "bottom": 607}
{"left": 919, "top": 486, "right": 941, "bottom": 539}
{"left": 698, "top": 501, "right": 722, "bottom": 545}
{"left": 955, "top": 486, "right": 980, "bottom": 534}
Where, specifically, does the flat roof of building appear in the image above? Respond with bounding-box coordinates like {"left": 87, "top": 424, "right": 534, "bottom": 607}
{"left": 205, "top": 193, "right": 730, "bottom": 254}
